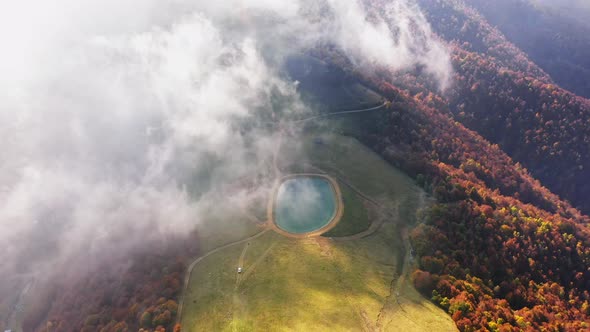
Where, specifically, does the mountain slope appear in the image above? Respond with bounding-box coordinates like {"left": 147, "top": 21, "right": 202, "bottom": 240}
{"left": 346, "top": 72, "right": 590, "bottom": 331}
{"left": 311, "top": 9, "right": 590, "bottom": 325}
{"left": 411, "top": 0, "right": 590, "bottom": 215}
{"left": 466, "top": 0, "right": 590, "bottom": 99}
{"left": 16, "top": 1, "right": 590, "bottom": 331}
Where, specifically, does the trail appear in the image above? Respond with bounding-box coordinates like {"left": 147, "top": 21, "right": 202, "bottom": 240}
{"left": 231, "top": 241, "right": 276, "bottom": 327}
{"left": 5, "top": 277, "right": 34, "bottom": 332}
{"left": 393, "top": 191, "right": 429, "bottom": 297}
{"left": 377, "top": 190, "right": 438, "bottom": 331}
{"left": 394, "top": 227, "right": 411, "bottom": 297}
{"left": 238, "top": 242, "right": 276, "bottom": 285}
{"left": 293, "top": 101, "right": 388, "bottom": 124}
{"left": 304, "top": 163, "right": 381, "bottom": 207}
{"left": 271, "top": 101, "right": 387, "bottom": 177}
{"left": 261, "top": 101, "right": 388, "bottom": 127}
{"left": 304, "top": 163, "right": 396, "bottom": 241}
{"left": 373, "top": 220, "right": 420, "bottom": 331}
{"left": 304, "top": 164, "right": 427, "bottom": 330}
{"left": 176, "top": 229, "right": 270, "bottom": 325}
{"left": 243, "top": 211, "right": 265, "bottom": 225}
{"left": 231, "top": 241, "right": 251, "bottom": 327}
{"left": 235, "top": 242, "right": 250, "bottom": 287}
{"left": 333, "top": 201, "right": 398, "bottom": 241}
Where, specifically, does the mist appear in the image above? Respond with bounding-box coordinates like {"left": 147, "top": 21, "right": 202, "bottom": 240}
{"left": 0, "top": 0, "right": 450, "bottom": 319}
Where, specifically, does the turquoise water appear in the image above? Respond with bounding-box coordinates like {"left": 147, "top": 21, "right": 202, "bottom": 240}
{"left": 275, "top": 177, "right": 337, "bottom": 234}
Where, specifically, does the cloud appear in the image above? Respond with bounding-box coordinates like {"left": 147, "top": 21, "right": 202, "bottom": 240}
{"left": 0, "top": 4, "right": 289, "bottom": 279}
{"left": 0, "top": 0, "right": 450, "bottom": 286}
{"left": 328, "top": 0, "right": 451, "bottom": 87}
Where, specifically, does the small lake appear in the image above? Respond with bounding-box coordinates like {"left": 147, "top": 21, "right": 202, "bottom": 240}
{"left": 274, "top": 176, "right": 337, "bottom": 234}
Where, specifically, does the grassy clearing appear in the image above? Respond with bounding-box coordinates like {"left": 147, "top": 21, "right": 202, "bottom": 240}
{"left": 286, "top": 55, "right": 383, "bottom": 114}
{"left": 280, "top": 133, "right": 421, "bottom": 205}
{"left": 380, "top": 279, "right": 459, "bottom": 332}
{"left": 181, "top": 244, "right": 244, "bottom": 331}
{"left": 182, "top": 231, "right": 396, "bottom": 332}
{"left": 182, "top": 132, "right": 456, "bottom": 331}
{"left": 182, "top": 219, "right": 455, "bottom": 331}
{"left": 323, "top": 182, "right": 370, "bottom": 237}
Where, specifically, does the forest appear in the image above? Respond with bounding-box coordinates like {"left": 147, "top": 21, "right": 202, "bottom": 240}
{"left": 308, "top": 33, "right": 590, "bottom": 327}
{"left": 362, "top": 78, "right": 590, "bottom": 331}
{"left": 409, "top": 0, "right": 590, "bottom": 215}
{"left": 17, "top": 1, "right": 590, "bottom": 331}
{"left": 466, "top": 0, "right": 590, "bottom": 99}
{"left": 23, "top": 234, "right": 196, "bottom": 331}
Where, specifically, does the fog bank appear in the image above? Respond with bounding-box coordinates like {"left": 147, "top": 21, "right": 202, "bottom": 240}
{"left": 0, "top": 0, "right": 450, "bottom": 286}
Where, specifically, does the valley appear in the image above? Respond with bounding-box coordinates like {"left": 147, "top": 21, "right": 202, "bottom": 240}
{"left": 179, "top": 130, "right": 455, "bottom": 331}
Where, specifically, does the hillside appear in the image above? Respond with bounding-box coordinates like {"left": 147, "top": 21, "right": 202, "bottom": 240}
{"left": 7, "top": 1, "right": 590, "bottom": 331}
{"left": 180, "top": 132, "right": 457, "bottom": 331}
{"left": 466, "top": 0, "right": 590, "bottom": 99}
{"left": 351, "top": 72, "right": 590, "bottom": 331}
{"left": 406, "top": 0, "right": 590, "bottom": 216}
{"left": 22, "top": 54, "right": 590, "bottom": 332}
{"left": 285, "top": 40, "right": 590, "bottom": 329}
{"left": 308, "top": 11, "right": 590, "bottom": 327}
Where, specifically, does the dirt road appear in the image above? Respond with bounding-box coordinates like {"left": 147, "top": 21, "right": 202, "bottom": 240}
{"left": 176, "top": 229, "right": 270, "bottom": 325}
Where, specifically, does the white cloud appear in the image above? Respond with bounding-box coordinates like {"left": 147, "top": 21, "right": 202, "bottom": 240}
{"left": 0, "top": 0, "right": 451, "bottom": 283}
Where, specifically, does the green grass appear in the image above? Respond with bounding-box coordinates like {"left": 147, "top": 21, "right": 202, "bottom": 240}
{"left": 380, "top": 278, "right": 460, "bottom": 332}
{"left": 193, "top": 205, "right": 261, "bottom": 253}
{"left": 182, "top": 221, "right": 455, "bottom": 331}
{"left": 182, "top": 231, "right": 396, "bottom": 331}
{"left": 323, "top": 182, "right": 371, "bottom": 237}
{"left": 181, "top": 132, "right": 456, "bottom": 331}
{"left": 182, "top": 244, "right": 244, "bottom": 331}
{"left": 286, "top": 55, "right": 383, "bottom": 114}
{"left": 280, "top": 133, "right": 421, "bottom": 203}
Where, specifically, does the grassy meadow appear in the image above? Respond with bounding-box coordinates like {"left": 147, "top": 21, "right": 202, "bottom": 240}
{"left": 180, "top": 131, "right": 456, "bottom": 331}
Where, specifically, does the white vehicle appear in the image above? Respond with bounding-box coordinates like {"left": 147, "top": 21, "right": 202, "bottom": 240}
{"left": 237, "top": 267, "right": 243, "bottom": 273}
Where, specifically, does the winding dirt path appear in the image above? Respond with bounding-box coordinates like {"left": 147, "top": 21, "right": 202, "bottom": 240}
{"left": 235, "top": 242, "right": 250, "bottom": 287}
{"left": 293, "top": 101, "right": 388, "bottom": 124}
{"left": 303, "top": 163, "right": 397, "bottom": 241}
{"left": 176, "top": 229, "right": 270, "bottom": 325}
{"left": 377, "top": 191, "right": 442, "bottom": 331}
{"left": 238, "top": 242, "right": 276, "bottom": 285}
